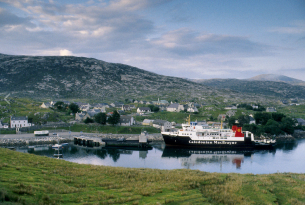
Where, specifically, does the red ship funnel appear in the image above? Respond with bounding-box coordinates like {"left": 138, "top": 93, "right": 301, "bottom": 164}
{"left": 235, "top": 127, "right": 244, "bottom": 137}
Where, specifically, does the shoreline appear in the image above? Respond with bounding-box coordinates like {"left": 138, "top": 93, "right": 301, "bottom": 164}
{"left": 0, "top": 132, "right": 163, "bottom": 147}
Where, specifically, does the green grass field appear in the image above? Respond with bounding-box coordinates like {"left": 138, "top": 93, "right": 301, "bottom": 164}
{"left": 0, "top": 148, "right": 304, "bottom": 205}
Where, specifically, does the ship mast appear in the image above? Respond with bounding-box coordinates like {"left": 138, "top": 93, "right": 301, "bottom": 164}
{"left": 187, "top": 115, "right": 191, "bottom": 125}
{"left": 220, "top": 115, "right": 225, "bottom": 129}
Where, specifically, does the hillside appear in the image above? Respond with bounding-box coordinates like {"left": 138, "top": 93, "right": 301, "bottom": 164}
{"left": 192, "top": 78, "right": 305, "bottom": 99}
{"left": 1, "top": 54, "right": 302, "bottom": 104}
{"left": 0, "top": 54, "right": 216, "bottom": 102}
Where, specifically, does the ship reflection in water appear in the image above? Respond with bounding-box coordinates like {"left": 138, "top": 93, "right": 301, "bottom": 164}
{"left": 162, "top": 147, "right": 275, "bottom": 170}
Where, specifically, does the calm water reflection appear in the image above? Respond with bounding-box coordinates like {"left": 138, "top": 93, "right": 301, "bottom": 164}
{"left": 15, "top": 139, "right": 305, "bottom": 174}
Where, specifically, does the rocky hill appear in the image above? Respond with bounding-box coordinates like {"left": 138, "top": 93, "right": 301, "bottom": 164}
{"left": 0, "top": 54, "right": 217, "bottom": 102}
{"left": 2, "top": 53, "right": 303, "bottom": 103}
{"left": 192, "top": 78, "right": 305, "bottom": 99}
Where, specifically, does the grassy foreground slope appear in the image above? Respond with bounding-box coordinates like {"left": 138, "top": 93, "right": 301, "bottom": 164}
{"left": 0, "top": 148, "right": 304, "bottom": 205}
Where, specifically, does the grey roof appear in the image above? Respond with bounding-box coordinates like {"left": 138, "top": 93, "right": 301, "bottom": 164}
{"left": 87, "top": 111, "right": 100, "bottom": 117}
{"left": 167, "top": 103, "right": 180, "bottom": 108}
{"left": 249, "top": 116, "right": 255, "bottom": 121}
{"left": 120, "top": 116, "right": 132, "bottom": 123}
{"left": 138, "top": 107, "right": 151, "bottom": 111}
{"left": 11, "top": 116, "right": 28, "bottom": 121}
{"left": 153, "top": 119, "right": 168, "bottom": 126}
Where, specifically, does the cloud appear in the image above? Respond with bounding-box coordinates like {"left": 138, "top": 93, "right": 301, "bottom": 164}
{"left": 0, "top": 0, "right": 158, "bottom": 54}
{"left": 269, "top": 20, "right": 305, "bottom": 34}
{"left": 150, "top": 28, "right": 271, "bottom": 57}
{"left": 107, "top": 0, "right": 172, "bottom": 11}
{"left": 0, "top": 8, "right": 34, "bottom": 27}
{"left": 59, "top": 49, "right": 73, "bottom": 56}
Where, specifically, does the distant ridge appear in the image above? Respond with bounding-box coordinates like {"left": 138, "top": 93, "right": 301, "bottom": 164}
{"left": 247, "top": 74, "right": 305, "bottom": 86}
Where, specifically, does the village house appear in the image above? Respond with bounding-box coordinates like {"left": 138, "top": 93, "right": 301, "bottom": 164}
{"left": 119, "top": 116, "right": 135, "bottom": 126}
{"left": 167, "top": 103, "right": 184, "bottom": 112}
{"left": 217, "top": 114, "right": 226, "bottom": 121}
{"left": 296, "top": 118, "right": 305, "bottom": 126}
{"left": 152, "top": 119, "right": 172, "bottom": 132}
{"left": 225, "top": 105, "right": 237, "bottom": 110}
{"left": 110, "top": 102, "right": 124, "bottom": 108}
{"left": 152, "top": 99, "right": 169, "bottom": 105}
{"left": 266, "top": 107, "right": 277, "bottom": 112}
{"left": 137, "top": 107, "right": 151, "bottom": 115}
{"left": 252, "top": 105, "right": 259, "bottom": 109}
{"left": 50, "top": 101, "right": 57, "bottom": 106}
{"left": 142, "top": 119, "right": 154, "bottom": 126}
{"left": 139, "top": 100, "right": 147, "bottom": 104}
{"left": 10, "top": 116, "right": 32, "bottom": 128}
{"left": 122, "top": 105, "right": 131, "bottom": 111}
{"left": 79, "top": 104, "right": 90, "bottom": 111}
{"left": 75, "top": 112, "right": 90, "bottom": 121}
{"left": 226, "top": 110, "right": 236, "bottom": 117}
{"left": 187, "top": 107, "right": 198, "bottom": 113}
{"left": 0, "top": 121, "right": 8, "bottom": 128}
{"left": 90, "top": 104, "right": 106, "bottom": 112}
{"left": 249, "top": 116, "right": 256, "bottom": 124}
{"left": 40, "top": 102, "right": 51, "bottom": 108}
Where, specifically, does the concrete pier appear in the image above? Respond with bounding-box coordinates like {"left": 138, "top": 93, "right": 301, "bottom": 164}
{"left": 74, "top": 136, "right": 104, "bottom": 147}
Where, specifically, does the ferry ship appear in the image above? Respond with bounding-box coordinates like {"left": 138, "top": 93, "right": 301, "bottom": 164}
{"left": 161, "top": 116, "right": 276, "bottom": 149}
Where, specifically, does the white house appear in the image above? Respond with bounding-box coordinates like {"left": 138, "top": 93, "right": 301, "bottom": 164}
{"left": 119, "top": 116, "right": 135, "bottom": 126}
{"left": 40, "top": 102, "right": 51, "bottom": 108}
{"left": 10, "top": 116, "right": 32, "bottom": 128}
{"left": 187, "top": 107, "right": 198, "bottom": 113}
{"left": 167, "top": 103, "right": 184, "bottom": 112}
{"left": 137, "top": 107, "right": 151, "bottom": 114}
{"left": 122, "top": 105, "right": 131, "bottom": 111}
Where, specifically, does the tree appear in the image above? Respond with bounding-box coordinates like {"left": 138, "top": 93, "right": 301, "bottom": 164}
{"left": 54, "top": 101, "right": 67, "bottom": 111}
{"left": 280, "top": 117, "right": 296, "bottom": 134}
{"left": 107, "top": 110, "right": 120, "bottom": 125}
{"left": 254, "top": 112, "right": 271, "bottom": 125}
{"left": 95, "top": 113, "right": 107, "bottom": 125}
{"left": 243, "top": 124, "right": 264, "bottom": 137}
{"left": 84, "top": 117, "right": 94, "bottom": 124}
{"left": 272, "top": 113, "right": 286, "bottom": 122}
{"left": 228, "top": 116, "right": 237, "bottom": 127}
{"left": 237, "top": 115, "right": 250, "bottom": 127}
{"left": 148, "top": 105, "right": 159, "bottom": 112}
{"left": 264, "top": 119, "right": 283, "bottom": 136}
{"left": 68, "top": 103, "right": 79, "bottom": 114}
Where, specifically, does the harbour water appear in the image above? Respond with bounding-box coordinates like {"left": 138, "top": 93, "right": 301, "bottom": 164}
{"left": 14, "top": 139, "right": 305, "bottom": 174}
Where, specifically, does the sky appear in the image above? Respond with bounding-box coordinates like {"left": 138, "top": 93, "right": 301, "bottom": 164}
{"left": 0, "top": 0, "right": 305, "bottom": 80}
